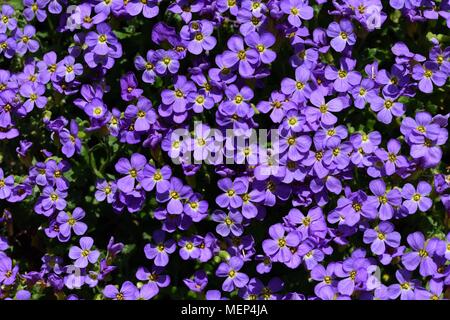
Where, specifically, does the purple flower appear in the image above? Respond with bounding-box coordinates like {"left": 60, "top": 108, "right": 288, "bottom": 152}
{"left": 156, "top": 177, "right": 192, "bottom": 214}
{"left": 212, "top": 209, "right": 244, "bottom": 237}
{"left": 216, "top": 257, "right": 249, "bottom": 292}
{"left": 56, "top": 207, "right": 88, "bottom": 239}
{"left": 183, "top": 270, "right": 208, "bottom": 293}
{"left": 181, "top": 20, "right": 217, "bottom": 55}
{"left": 401, "top": 181, "right": 433, "bottom": 214}
{"left": 222, "top": 35, "right": 259, "bottom": 78}
{"left": 244, "top": 31, "right": 276, "bottom": 64}
{"left": 115, "top": 153, "right": 147, "bottom": 193}
{"left": 56, "top": 56, "right": 83, "bottom": 83}
{"left": 0, "top": 5, "right": 17, "bottom": 33}
{"left": 120, "top": 72, "right": 143, "bottom": 101}
{"left": 0, "top": 168, "right": 14, "bottom": 199}
{"left": 0, "top": 255, "right": 19, "bottom": 285}
{"left": 15, "top": 25, "right": 39, "bottom": 55}
{"left": 324, "top": 58, "right": 361, "bottom": 93}
{"left": 69, "top": 237, "right": 100, "bottom": 268}
{"left": 326, "top": 19, "right": 356, "bottom": 52}
{"left": 363, "top": 222, "right": 401, "bottom": 255}
{"left": 126, "top": 0, "right": 159, "bottom": 18}
{"left": 144, "top": 231, "right": 176, "bottom": 267}
{"left": 103, "top": 281, "right": 138, "bottom": 300}
{"left": 369, "top": 93, "right": 405, "bottom": 124}
{"left": 412, "top": 62, "right": 447, "bottom": 93}
{"left": 262, "top": 223, "right": 301, "bottom": 263}
{"left": 366, "top": 179, "right": 402, "bottom": 221}
{"left": 402, "top": 232, "right": 438, "bottom": 276}
{"left": 23, "top": 0, "right": 47, "bottom": 22}
{"left": 280, "top": 0, "right": 313, "bottom": 27}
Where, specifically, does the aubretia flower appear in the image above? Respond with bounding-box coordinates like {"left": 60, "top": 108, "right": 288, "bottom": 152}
{"left": 183, "top": 270, "right": 208, "bottom": 293}
{"left": 324, "top": 58, "right": 361, "bottom": 93}
{"left": 19, "top": 83, "right": 47, "bottom": 111}
{"left": 244, "top": 32, "right": 276, "bottom": 64}
{"left": 412, "top": 62, "right": 447, "bottom": 93}
{"left": 69, "top": 237, "right": 100, "bottom": 268}
{"left": 120, "top": 72, "right": 143, "bottom": 102}
{"left": 125, "top": 97, "right": 156, "bottom": 131}
{"left": 126, "top": 0, "right": 159, "bottom": 18}
{"left": 181, "top": 20, "right": 217, "bottom": 55}
{"left": 0, "top": 168, "right": 14, "bottom": 199}
{"left": 212, "top": 209, "right": 244, "bottom": 237}
{"left": 144, "top": 231, "right": 176, "bottom": 267}
{"left": 262, "top": 223, "right": 301, "bottom": 263}
{"left": 0, "top": 255, "right": 18, "bottom": 285}
{"left": 402, "top": 232, "right": 439, "bottom": 276}
{"left": 115, "top": 153, "right": 147, "bottom": 193}
{"left": 156, "top": 177, "right": 192, "bottom": 214}
{"left": 56, "top": 207, "right": 88, "bottom": 239}
{"left": 222, "top": 35, "right": 259, "bottom": 78}
{"left": 401, "top": 181, "right": 433, "bottom": 214}
{"left": 363, "top": 222, "right": 401, "bottom": 255}
{"left": 59, "top": 120, "right": 82, "bottom": 158}
{"left": 216, "top": 257, "right": 249, "bottom": 292}
{"left": 23, "top": 0, "right": 47, "bottom": 22}
{"left": 103, "top": 281, "right": 138, "bottom": 300}
{"left": 280, "top": 0, "right": 314, "bottom": 27}
{"left": 326, "top": 19, "right": 356, "bottom": 52}
{"left": 0, "top": 5, "right": 17, "bottom": 33}
{"left": 15, "top": 25, "right": 39, "bottom": 55}
{"left": 56, "top": 56, "right": 83, "bottom": 83}
{"left": 369, "top": 94, "right": 405, "bottom": 125}
{"left": 366, "top": 179, "right": 402, "bottom": 221}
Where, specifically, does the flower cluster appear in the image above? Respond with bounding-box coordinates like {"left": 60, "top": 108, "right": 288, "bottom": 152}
{"left": 0, "top": 0, "right": 449, "bottom": 300}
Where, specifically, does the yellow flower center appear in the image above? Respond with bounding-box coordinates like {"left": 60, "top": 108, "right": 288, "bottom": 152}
{"left": 315, "top": 151, "right": 323, "bottom": 161}
{"left": 388, "top": 153, "right": 397, "bottom": 162}
{"left": 175, "top": 89, "right": 184, "bottom": 98}
{"left": 170, "top": 191, "right": 179, "bottom": 199}
{"left": 224, "top": 217, "right": 233, "bottom": 226}
{"left": 129, "top": 169, "right": 137, "bottom": 178}
{"left": 296, "top": 81, "right": 304, "bottom": 90}
{"left": 419, "top": 249, "right": 428, "bottom": 257}
{"left": 338, "top": 70, "right": 347, "bottom": 78}
{"left": 278, "top": 238, "right": 286, "bottom": 247}
{"left": 413, "top": 193, "right": 421, "bottom": 201}
{"left": 417, "top": 125, "right": 426, "bottom": 133}
{"left": 153, "top": 172, "right": 162, "bottom": 181}
{"left": 288, "top": 136, "right": 296, "bottom": 146}
{"left": 98, "top": 34, "right": 107, "bottom": 43}
{"left": 384, "top": 100, "right": 393, "bottom": 109}
{"left": 378, "top": 195, "right": 387, "bottom": 204}
{"left": 195, "top": 95, "right": 205, "bottom": 104}
{"left": 340, "top": 32, "right": 348, "bottom": 40}
{"left": 195, "top": 33, "right": 203, "bottom": 41}
{"left": 238, "top": 50, "right": 247, "bottom": 60}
